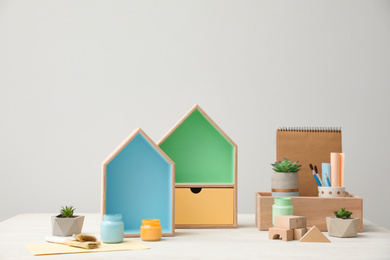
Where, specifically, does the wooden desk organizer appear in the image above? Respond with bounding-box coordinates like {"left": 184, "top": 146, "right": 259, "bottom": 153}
{"left": 255, "top": 192, "right": 363, "bottom": 232}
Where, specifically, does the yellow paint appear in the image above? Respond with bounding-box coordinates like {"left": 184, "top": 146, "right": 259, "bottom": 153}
{"left": 140, "top": 219, "right": 162, "bottom": 241}
{"left": 175, "top": 188, "right": 234, "bottom": 225}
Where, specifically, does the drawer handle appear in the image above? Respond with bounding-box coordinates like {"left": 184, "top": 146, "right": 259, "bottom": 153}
{"left": 190, "top": 188, "right": 202, "bottom": 194}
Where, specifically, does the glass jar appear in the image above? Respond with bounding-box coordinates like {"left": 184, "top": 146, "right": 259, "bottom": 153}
{"left": 272, "top": 197, "right": 293, "bottom": 226}
{"left": 140, "top": 219, "right": 162, "bottom": 241}
{"left": 101, "top": 214, "right": 124, "bottom": 243}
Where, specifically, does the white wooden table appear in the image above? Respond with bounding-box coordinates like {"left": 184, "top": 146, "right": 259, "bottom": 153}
{"left": 0, "top": 213, "right": 389, "bottom": 259}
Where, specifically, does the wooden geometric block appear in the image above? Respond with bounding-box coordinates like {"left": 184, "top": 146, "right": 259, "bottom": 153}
{"left": 274, "top": 216, "right": 306, "bottom": 229}
{"left": 299, "top": 226, "right": 331, "bottom": 243}
{"left": 269, "top": 227, "right": 294, "bottom": 241}
{"left": 293, "top": 227, "right": 307, "bottom": 240}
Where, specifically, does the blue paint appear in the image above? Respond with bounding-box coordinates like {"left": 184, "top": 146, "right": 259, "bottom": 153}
{"left": 106, "top": 133, "right": 173, "bottom": 234}
{"left": 101, "top": 214, "right": 124, "bottom": 243}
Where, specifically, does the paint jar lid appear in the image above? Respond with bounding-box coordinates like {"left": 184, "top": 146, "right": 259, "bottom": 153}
{"left": 142, "top": 219, "right": 161, "bottom": 226}
{"left": 274, "top": 197, "right": 292, "bottom": 206}
{"left": 103, "top": 214, "right": 122, "bottom": 221}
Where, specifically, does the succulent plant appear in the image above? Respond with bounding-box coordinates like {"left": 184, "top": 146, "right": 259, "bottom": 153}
{"left": 60, "top": 205, "right": 76, "bottom": 218}
{"left": 271, "top": 158, "right": 302, "bottom": 173}
{"left": 333, "top": 208, "right": 353, "bottom": 219}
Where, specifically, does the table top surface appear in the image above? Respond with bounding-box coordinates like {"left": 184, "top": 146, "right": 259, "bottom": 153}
{"left": 0, "top": 213, "right": 389, "bottom": 260}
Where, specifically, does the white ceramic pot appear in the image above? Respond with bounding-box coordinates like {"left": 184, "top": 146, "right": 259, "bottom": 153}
{"left": 271, "top": 172, "right": 299, "bottom": 196}
{"left": 318, "top": 187, "right": 346, "bottom": 198}
{"left": 326, "top": 217, "right": 359, "bottom": 238}
{"left": 51, "top": 215, "right": 85, "bottom": 236}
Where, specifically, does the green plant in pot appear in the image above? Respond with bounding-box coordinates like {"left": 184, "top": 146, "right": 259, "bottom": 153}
{"left": 271, "top": 158, "right": 301, "bottom": 196}
{"left": 326, "top": 208, "right": 360, "bottom": 238}
{"left": 51, "top": 206, "right": 85, "bottom": 236}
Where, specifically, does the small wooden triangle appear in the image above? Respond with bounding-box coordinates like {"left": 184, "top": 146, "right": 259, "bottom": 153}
{"left": 299, "top": 226, "right": 331, "bottom": 243}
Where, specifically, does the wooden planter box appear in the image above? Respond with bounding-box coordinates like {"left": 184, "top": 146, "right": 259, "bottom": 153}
{"left": 255, "top": 192, "right": 363, "bottom": 232}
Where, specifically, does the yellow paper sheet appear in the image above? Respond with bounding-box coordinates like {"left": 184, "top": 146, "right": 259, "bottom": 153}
{"left": 26, "top": 238, "right": 150, "bottom": 256}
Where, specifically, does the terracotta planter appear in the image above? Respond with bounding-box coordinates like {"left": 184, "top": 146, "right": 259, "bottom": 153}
{"left": 326, "top": 217, "right": 359, "bottom": 238}
{"left": 271, "top": 172, "right": 299, "bottom": 196}
{"left": 51, "top": 215, "right": 85, "bottom": 236}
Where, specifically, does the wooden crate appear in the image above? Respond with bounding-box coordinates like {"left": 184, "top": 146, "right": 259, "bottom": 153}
{"left": 255, "top": 192, "right": 363, "bottom": 232}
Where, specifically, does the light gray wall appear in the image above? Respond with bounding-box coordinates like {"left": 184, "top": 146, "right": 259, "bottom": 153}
{"left": 1, "top": 0, "right": 389, "bottom": 229}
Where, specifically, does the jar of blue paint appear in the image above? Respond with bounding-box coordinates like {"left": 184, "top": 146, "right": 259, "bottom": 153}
{"left": 101, "top": 214, "right": 124, "bottom": 243}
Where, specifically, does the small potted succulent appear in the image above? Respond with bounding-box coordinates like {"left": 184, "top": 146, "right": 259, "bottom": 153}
{"left": 326, "top": 208, "right": 360, "bottom": 238}
{"left": 51, "top": 206, "right": 85, "bottom": 236}
{"left": 271, "top": 158, "right": 301, "bottom": 196}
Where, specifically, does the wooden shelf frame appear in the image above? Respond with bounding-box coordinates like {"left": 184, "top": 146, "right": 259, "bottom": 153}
{"left": 102, "top": 128, "right": 175, "bottom": 237}
{"left": 158, "top": 104, "right": 237, "bottom": 228}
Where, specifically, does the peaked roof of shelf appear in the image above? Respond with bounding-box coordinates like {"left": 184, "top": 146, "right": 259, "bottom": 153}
{"left": 102, "top": 128, "right": 174, "bottom": 167}
{"left": 157, "top": 104, "right": 237, "bottom": 147}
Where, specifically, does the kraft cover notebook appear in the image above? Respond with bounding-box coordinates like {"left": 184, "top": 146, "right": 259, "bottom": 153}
{"left": 276, "top": 127, "right": 342, "bottom": 196}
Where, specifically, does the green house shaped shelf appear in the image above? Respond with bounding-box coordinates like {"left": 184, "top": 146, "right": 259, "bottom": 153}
{"left": 102, "top": 128, "right": 175, "bottom": 237}
{"left": 158, "top": 105, "right": 237, "bottom": 228}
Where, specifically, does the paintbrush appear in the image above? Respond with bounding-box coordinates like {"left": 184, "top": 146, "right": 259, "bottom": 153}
{"left": 73, "top": 234, "right": 97, "bottom": 242}
{"left": 45, "top": 236, "right": 100, "bottom": 249}
{"left": 309, "top": 164, "right": 322, "bottom": 186}
{"left": 314, "top": 165, "right": 324, "bottom": 186}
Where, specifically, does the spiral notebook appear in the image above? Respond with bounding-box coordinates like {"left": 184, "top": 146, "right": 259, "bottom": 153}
{"left": 276, "top": 127, "right": 342, "bottom": 196}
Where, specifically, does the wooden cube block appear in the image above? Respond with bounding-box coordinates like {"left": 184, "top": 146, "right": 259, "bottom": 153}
{"left": 269, "top": 227, "right": 294, "bottom": 241}
{"left": 293, "top": 227, "right": 307, "bottom": 240}
{"left": 274, "top": 216, "right": 306, "bottom": 229}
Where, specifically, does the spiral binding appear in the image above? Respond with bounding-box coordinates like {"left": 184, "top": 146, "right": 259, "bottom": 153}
{"left": 277, "top": 127, "right": 342, "bottom": 133}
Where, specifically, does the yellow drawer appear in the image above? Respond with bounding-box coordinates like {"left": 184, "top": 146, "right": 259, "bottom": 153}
{"left": 175, "top": 188, "right": 234, "bottom": 225}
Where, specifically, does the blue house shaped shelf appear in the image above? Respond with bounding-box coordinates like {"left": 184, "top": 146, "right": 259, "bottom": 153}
{"left": 102, "top": 128, "right": 175, "bottom": 237}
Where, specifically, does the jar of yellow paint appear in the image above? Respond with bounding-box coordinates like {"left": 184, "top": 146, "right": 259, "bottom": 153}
{"left": 140, "top": 219, "right": 162, "bottom": 241}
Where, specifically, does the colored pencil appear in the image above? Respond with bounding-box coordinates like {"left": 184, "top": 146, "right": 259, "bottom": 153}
{"left": 325, "top": 173, "right": 331, "bottom": 187}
